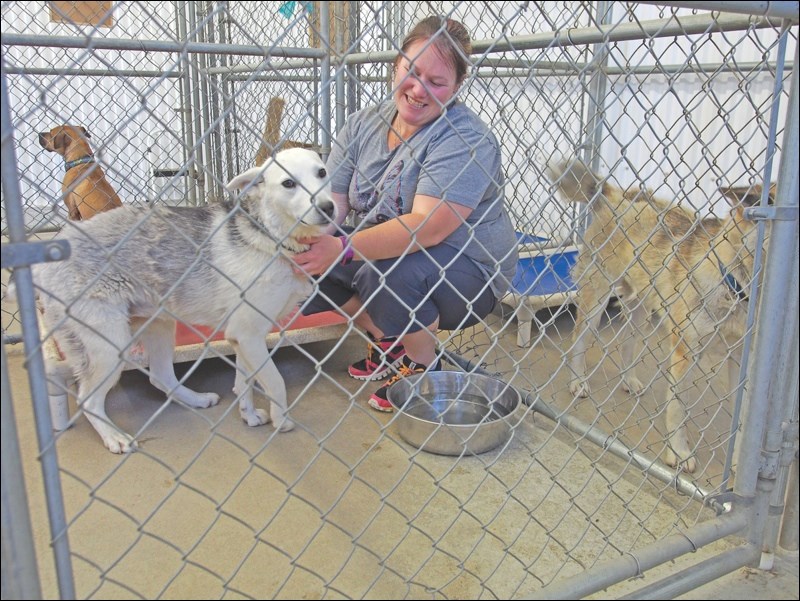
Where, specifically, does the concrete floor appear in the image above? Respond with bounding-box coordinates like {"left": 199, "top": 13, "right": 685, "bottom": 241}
{"left": 3, "top": 305, "right": 798, "bottom": 599}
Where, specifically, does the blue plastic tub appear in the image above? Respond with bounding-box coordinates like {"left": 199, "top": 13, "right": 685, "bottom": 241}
{"left": 510, "top": 247, "right": 578, "bottom": 297}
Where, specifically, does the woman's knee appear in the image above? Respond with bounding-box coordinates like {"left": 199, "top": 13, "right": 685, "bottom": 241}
{"left": 353, "top": 260, "right": 423, "bottom": 304}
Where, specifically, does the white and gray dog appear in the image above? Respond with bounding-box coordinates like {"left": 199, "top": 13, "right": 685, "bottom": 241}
{"left": 31, "top": 148, "right": 335, "bottom": 453}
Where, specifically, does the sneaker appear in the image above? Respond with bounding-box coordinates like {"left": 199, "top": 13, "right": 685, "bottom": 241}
{"left": 368, "top": 355, "right": 440, "bottom": 413}
{"left": 348, "top": 335, "right": 406, "bottom": 381}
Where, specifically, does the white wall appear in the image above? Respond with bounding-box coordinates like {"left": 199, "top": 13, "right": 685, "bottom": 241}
{"left": 2, "top": 1, "right": 795, "bottom": 238}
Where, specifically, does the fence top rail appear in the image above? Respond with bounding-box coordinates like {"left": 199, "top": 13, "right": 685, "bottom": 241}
{"left": 0, "top": 33, "right": 327, "bottom": 59}
{"left": 3, "top": 12, "right": 791, "bottom": 68}
{"left": 341, "top": 12, "right": 789, "bottom": 66}
{"left": 640, "top": 1, "right": 799, "bottom": 21}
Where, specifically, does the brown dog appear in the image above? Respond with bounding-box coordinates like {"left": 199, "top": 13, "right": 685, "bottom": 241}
{"left": 39, "top": 125, "right": 122, "bottom": 220}
{"left": 549, "top": 156, "right": 774, "bottom": 472}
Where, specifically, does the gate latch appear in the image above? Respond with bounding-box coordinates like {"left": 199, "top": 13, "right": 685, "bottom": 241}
{"left": 744, "top": 206, "right": 798, "bottom": 222}
{"left": 1, "top": 240, "right": 71, "bottom": 269}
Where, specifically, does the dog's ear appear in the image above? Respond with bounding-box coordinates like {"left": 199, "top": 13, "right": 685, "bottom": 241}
{"left": 53, "top": 130, "right": 69, "bottom": 152}
{"left": 719, "top": 184, "right": 774, "bottom": 208}
{"left": 547, "top": 156, "right": 601, "bottom": 204}
{"left": 226, "top": 166, "right": 267, "bottom": 196}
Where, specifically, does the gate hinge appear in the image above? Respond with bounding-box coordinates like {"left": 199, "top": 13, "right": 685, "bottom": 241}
{"left": 1, "top": 240, "right": 71, "bottom": 269}
{"left": 759, "top": 449, "right": 781, "bottom": 480}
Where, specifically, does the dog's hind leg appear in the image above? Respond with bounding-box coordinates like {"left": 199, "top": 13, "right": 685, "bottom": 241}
{"left": 664, "top": 336, "right": 697, "bottom": 473}
{"left": 139, "top": 318, "right": 220, "bottom": 409}
{"left": 36, "top": 304, "right": 74, "bottom": 431}
{"left": 617, "top": 297, "right": 647, "bottom": 395}
{"left": 78, "top": 371, "right": 134, "bottom": 453}
{"left": 62, "top": 318, "right": 137, "bottom": 453}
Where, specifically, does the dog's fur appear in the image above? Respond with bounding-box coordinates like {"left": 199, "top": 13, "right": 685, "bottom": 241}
{"left": 39, "top": 125, "right": 123, "bottom": 220}
{"left": 548, "top": 157, "right": 773, "bottom": 472}
{"left": 32, "top": 148, "right": 335, "bottom": 453}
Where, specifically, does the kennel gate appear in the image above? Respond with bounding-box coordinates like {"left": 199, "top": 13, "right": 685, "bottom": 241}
{"left": 2, "top": 1, "right": 799, "bottom": 599}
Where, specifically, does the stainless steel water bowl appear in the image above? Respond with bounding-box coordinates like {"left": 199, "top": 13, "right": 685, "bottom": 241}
{"left": 387, "top": 371, "right": 525, "bottom": 456}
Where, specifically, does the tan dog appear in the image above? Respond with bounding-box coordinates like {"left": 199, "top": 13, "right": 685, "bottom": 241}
{"left": 39, "top": 125, "right": 123, "bottom": 220}
{"left": 548, "top": 156, "right": 774, "bottom": 472}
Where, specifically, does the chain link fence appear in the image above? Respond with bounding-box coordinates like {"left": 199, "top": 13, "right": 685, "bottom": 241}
{"left": 2, "top": 1, "right": 798, "bottom": 599}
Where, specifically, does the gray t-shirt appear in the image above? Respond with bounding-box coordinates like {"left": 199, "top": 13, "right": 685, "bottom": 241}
{"left": 328, "top": 100, "right": 518, "bottom": 298}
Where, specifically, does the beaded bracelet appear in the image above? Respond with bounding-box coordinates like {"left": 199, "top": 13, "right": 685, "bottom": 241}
{"left": 340, "top": 236, "right": 354, "bottom": 266}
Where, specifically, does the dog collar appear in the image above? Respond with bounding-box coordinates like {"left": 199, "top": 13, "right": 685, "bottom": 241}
{"left": 64, "top": 155, "right": 95, "bottom": 173}
{"left": 234, "top": 201, "right": 301, "bottom": 254}
{"left": 718, "top": 259, "right": 748, "bottom": 302}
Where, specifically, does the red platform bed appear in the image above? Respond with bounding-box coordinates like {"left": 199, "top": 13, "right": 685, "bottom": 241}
{"left": 172, "top": 310, "right": 348, "bottom": 361}
{"left": 45, "top": 310, "right": 349, "bottom": 430}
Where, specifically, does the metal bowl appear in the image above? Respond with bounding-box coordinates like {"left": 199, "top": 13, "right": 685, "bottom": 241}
{"left": 386, "top": 371, "right": 525, "bottom": 456}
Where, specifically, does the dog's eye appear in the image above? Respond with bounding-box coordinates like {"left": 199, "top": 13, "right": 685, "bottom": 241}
{"left": 318, "top": 168, "right": 327, "bottom": 178}
{"left": 282, "top": 179, "right": 295, "bottom": 189}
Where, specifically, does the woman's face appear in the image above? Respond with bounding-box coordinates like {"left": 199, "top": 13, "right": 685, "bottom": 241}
{"left": 393, "top": 39, "right": 460, "bottom": 132}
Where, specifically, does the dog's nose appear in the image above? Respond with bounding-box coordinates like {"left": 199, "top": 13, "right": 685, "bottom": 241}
{"left": 38, "top": 133, "right": 48, "bottom": 147}
{"left": 317, "top": 199, "right": 335, "bottom": 219}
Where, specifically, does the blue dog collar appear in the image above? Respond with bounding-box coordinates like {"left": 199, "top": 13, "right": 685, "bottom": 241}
{"left": 718, "top": 259, "right": 748, "bottom": 302}
{"left": 64, "top": 155, "right": 95, "bottom": 173}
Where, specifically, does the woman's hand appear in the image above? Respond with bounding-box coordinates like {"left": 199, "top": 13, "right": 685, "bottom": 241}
{"left": 292, "top": 235, "right": 343, "bottom": 276}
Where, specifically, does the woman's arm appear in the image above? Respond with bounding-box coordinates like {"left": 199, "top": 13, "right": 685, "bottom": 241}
{"left": 351, "top": 194, "right": 471, "bottom": 259}
{"left": 321, "top": 191, "right": 352, "bottom": 235}
{"left": 293, "top": 194, "right": 472, "bottom": 275}
{"left": 332, "top": 191, "right": 351, "bottom": 227}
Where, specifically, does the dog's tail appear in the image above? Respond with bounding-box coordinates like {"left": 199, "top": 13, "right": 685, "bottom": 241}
{"left": 546, "top": 156, "right": 602, "bottom": 204}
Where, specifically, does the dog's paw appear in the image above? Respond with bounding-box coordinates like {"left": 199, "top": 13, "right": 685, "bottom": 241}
{"left": 240, "top": 407, "right": 270, "bottom": 427}
{"left": 569, "top": 379, "right": 590, "bottom": 398}
{"left": 275, "top": 417, "right": 295, "bottom": 433}
{"left": 621, "top": 375, "right": 644, "bottom": 395}
{"left": 182, "top": 391, "right": 220, "bottom": 408}
{"left": 198, "top": 392, "right": 220, "bottom": 408}
{"left": 664, "top": 447, "right": 697, "bottom": 473}
{"left": 103, "top": 434, "right": 138, "bottom": 454}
